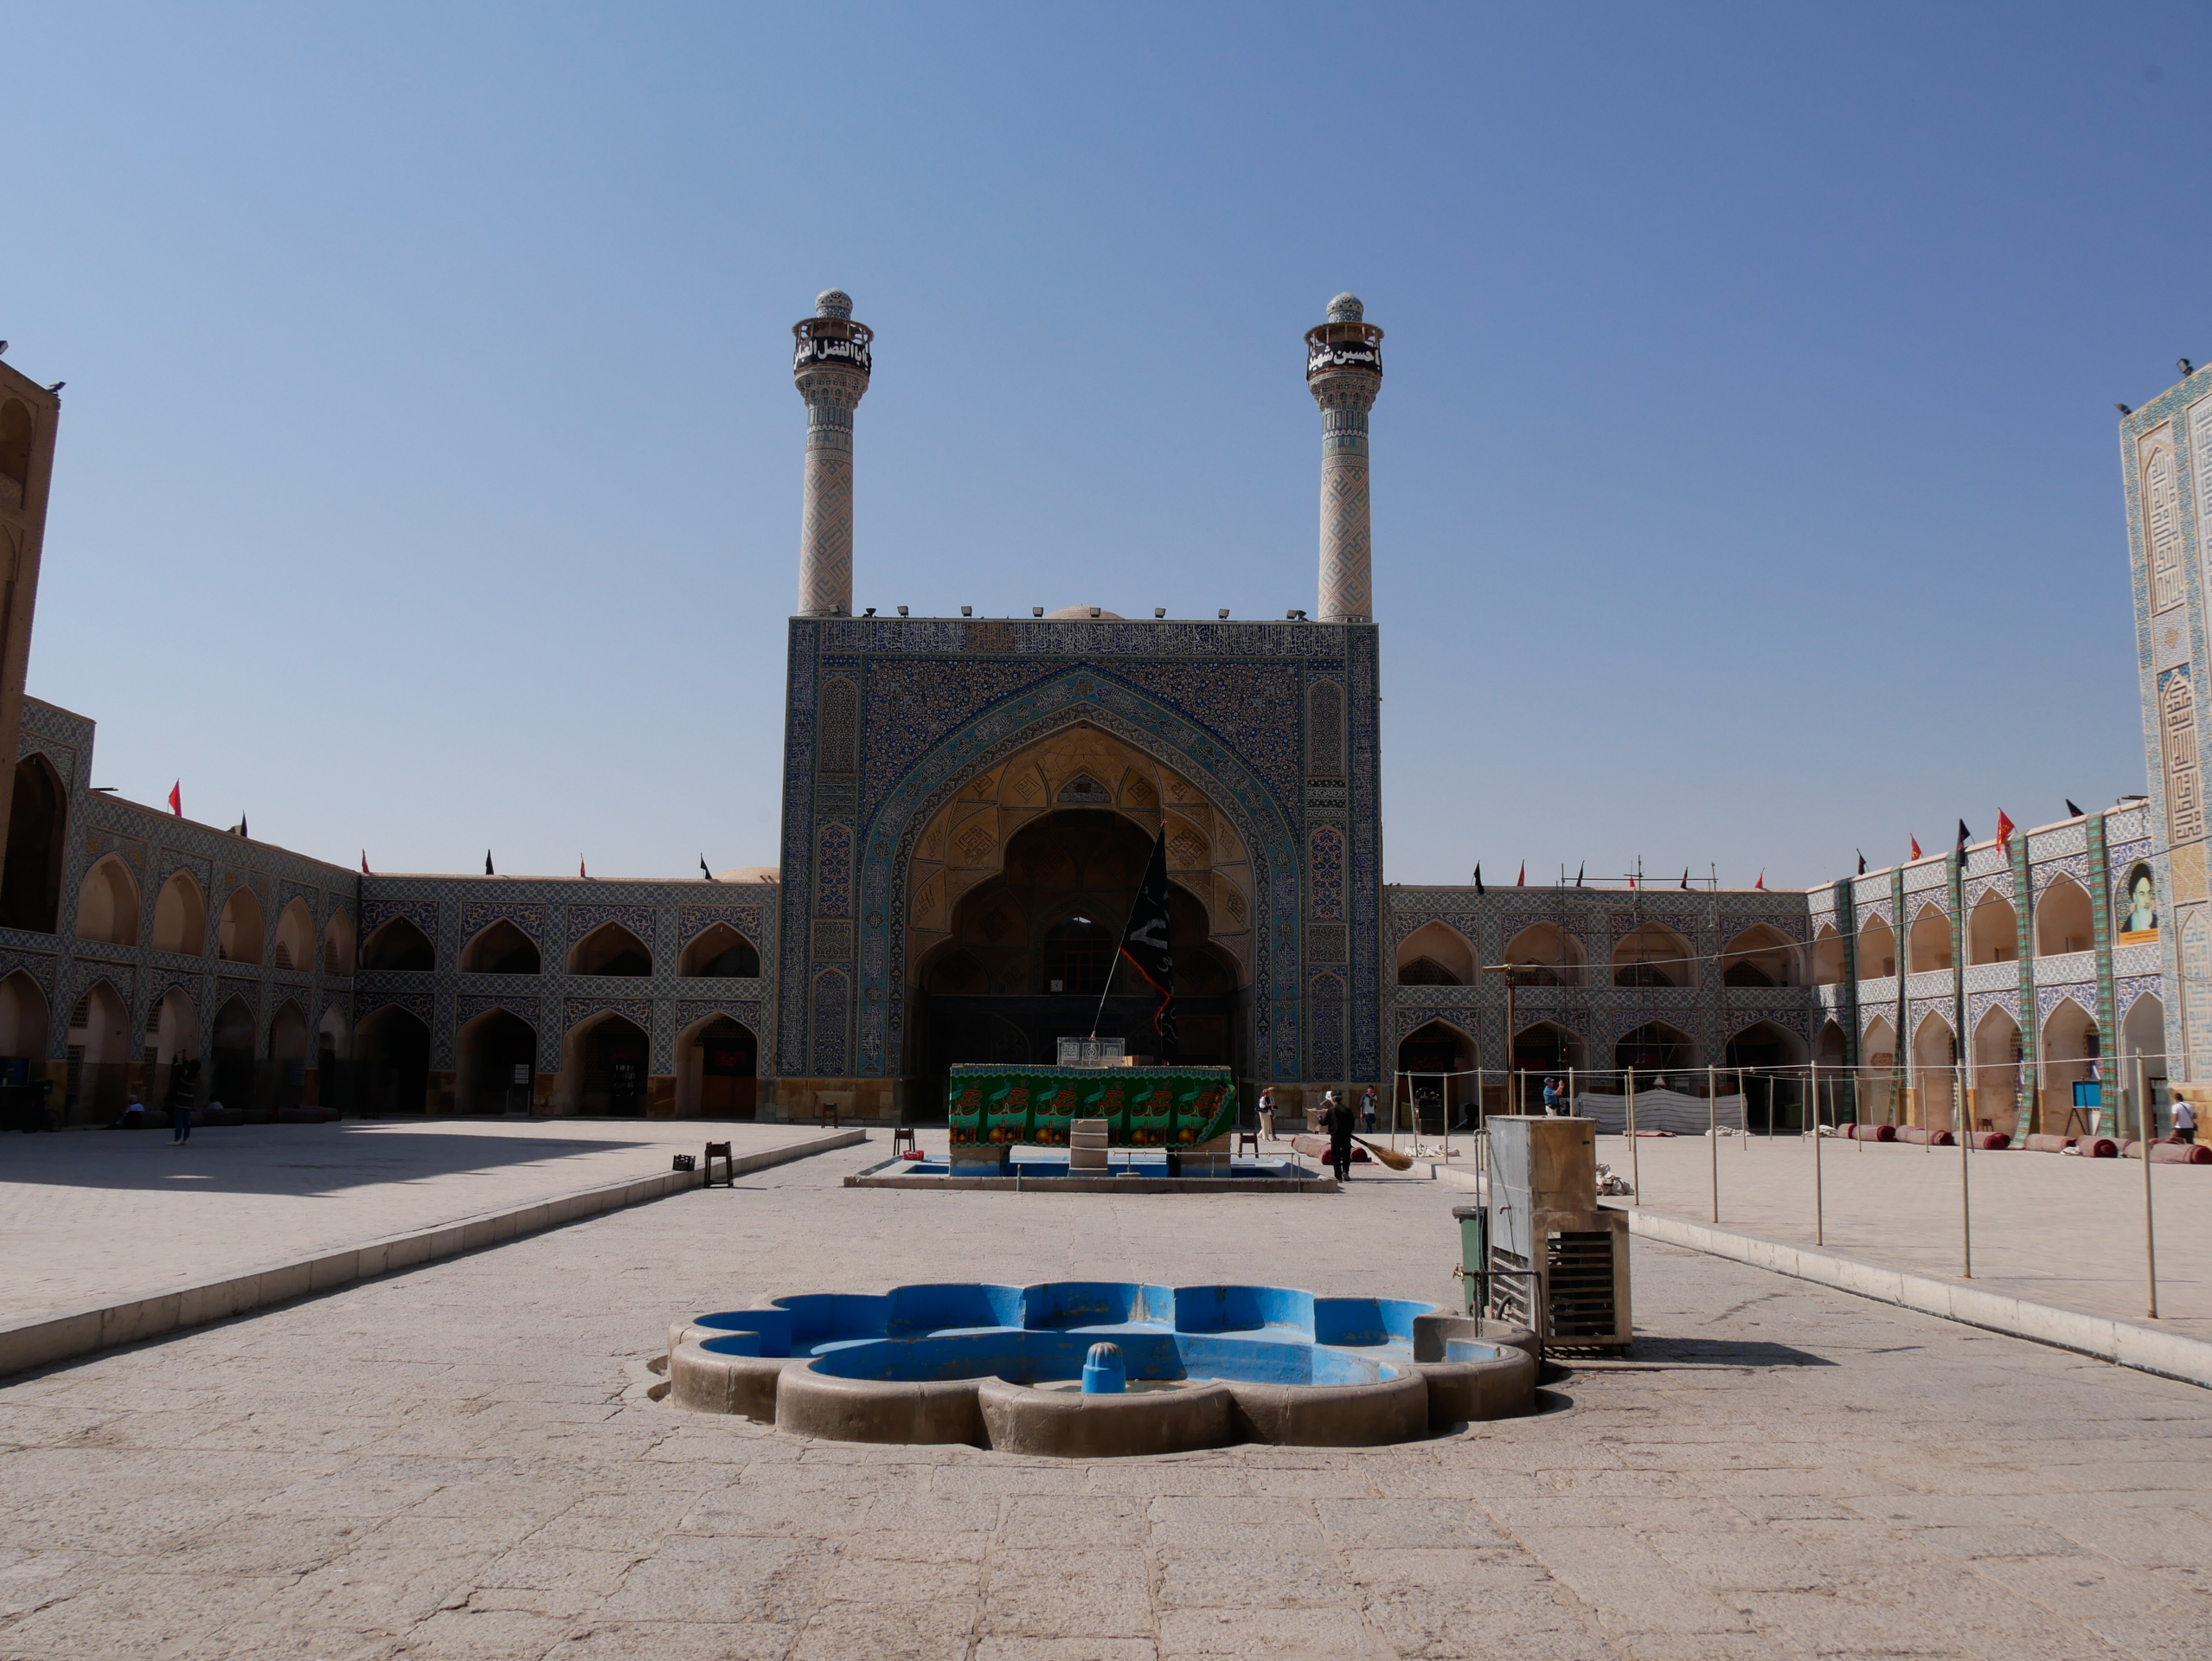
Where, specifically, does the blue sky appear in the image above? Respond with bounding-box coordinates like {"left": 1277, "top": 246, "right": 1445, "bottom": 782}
{"left": 6, "top": 4, "right": 2207, "bottom": 885}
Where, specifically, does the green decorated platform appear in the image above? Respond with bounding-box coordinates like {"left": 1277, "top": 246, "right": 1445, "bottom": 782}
{"left": 946, "top": 1065, "right": 1237, "bottom": 1149}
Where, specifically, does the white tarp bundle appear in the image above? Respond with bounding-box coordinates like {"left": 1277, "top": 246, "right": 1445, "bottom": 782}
{"left": 1572, "top": 1089, "right": 1745, "bottom": 1135}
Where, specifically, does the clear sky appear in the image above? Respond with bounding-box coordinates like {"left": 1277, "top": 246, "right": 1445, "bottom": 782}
{"left": 6, "top": 4, "right": 2208, "bottom": 886}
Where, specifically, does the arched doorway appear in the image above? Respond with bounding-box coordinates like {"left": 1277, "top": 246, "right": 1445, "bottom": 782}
{"left": 2040, "top": 997, "right": 2100, "bottom": 1133}
{"left": 269, "top": 1000, "right": 310, "bottom": 1112}
{"left": 272, "top": 901, "right": 315, "bottom": 972}
{"left": 909, "top": 806, "right": 1244, "bottom": 1106}
{"left": 0, "top": 970, "right": 48, "bottom": 1074}
{"left": 0, "top": 754, "right": 64, "bottom": 933}
{"left": 681, "top": 924, "right": 760, "bottom": 978}
{"left": 1613, "top": 923, "right": 1693, "bottom": 988}
{"left": 1395, "top": 922, "right": 1475, "bottom": 986}
{"left": 1906, "top": 904, "right": 1952, "bottom": 975}
{"left": 1500, "top": 923, "right": 1583, "bottom": 985}
{"left": 891, "top": 715, "right": 1268, "bottom": 1100}
{"left": 2036, "top": 878, "right": 2094, "bottom": 958}
{"left": 356, "top": 1005, "right": 431, "bottom": 1113}
{"left": 1614, "top": 1020, "right": 1695, "bottom": 1087}
{"left": 1858, "top": 914, "right": 1897, "bottom": 979}
{"left": 461, "top": 920, "right": 541, "bottom": 974}
{"left": 570, "top": 924, "right": 651, "bottom": 976}
{"left": 1724, "top": 1020, "right": 1806, "bottom": 1133}
{"left": 1721, "top": 926, "right": 1798, "bottom": 988}
{"left": 1911, "top": 1012, "right": 1958, "bottom": 1132}
{"left": 65, "top": 980, "right": 131, "bottom": 1126}
{"left": 1972, "top": 1005, "right": 2023, "bottom": 1136}
{"left": 317, "top": 1005, "right": 348, "bottom": 1108}
{"left": 75, "top": 856, "right": 140, "bottom": 946}
{"left": 1395, "top": 1019, "right": 1472, "bottom": 1131}
{"left": 1861, "top": 1015, "right": 1899, "bottom": 1126}
{"left": 211, "top": 997, "right": 259, "bottom": 1113}
{"left": 361, "top": 917, "right": 435, "bottom": 972}
{"left": 563, "top": 1012, "right": 649, "bottom": 1116}
{"left": 458, "top": 1010, "right": 536, "bottom": 1115}
{"left": 1813, "top": 1020, "right": 1849, "bottom": 1128}
{"left": 1510, "top": 1020, "right": 1582, "bottom": 1112}
{"left": 150, "top": 989, "right": 199, "bottom": 1113}
{"left": 152, "top": 874, "right": 208, "bottom": 956}
{"left": 678, "top": 1016, "right": 758, "bottom": 1119}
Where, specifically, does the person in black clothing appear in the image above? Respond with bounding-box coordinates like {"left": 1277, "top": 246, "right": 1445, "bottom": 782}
{"left": 1324, "top": 1091, "right": 1356, "bottom": 1182}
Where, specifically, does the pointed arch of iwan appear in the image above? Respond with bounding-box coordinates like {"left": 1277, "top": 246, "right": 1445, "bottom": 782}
{"left": 854, "top": 684, "right": 1301, "bottom": 1083}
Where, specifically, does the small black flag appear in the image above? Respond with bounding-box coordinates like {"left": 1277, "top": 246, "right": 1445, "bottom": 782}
{"left": 1856, "top": 850, "right": 1866, "bottom": 875}
{"left": 229, "top": 812, "right": 249, "bottom": 838}
{"left": 1115, "top": 828, "right": 1177, "bottom": 1061}
{"left": 700, "top": 856, "right": 715, "bottom": 881}
{"left": 484, "top": 850, "right": 494, "bottom": 875}
{"left": 2066, "top": 798, "right": 2083, "bottom": 818}
{"left": 1472, "top": 863, "right": 1484, "bottom": 895}
{"left": 1956, "top": 818, "right": 1972, "bottom": 856}
{"left": 1680, "top": 868, "right": 1689, "bottom": 890}
{"left": 1574, "top": 862, "right": 1585, "bottom": 887}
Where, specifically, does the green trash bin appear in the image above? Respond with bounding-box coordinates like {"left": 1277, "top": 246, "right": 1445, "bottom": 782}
{"left": 1451, "top": 1203, "right": 1488, "bottom": 1317}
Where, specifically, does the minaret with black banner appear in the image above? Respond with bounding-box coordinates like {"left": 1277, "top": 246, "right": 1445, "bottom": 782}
{"left": 792, "top": 288, "right": 871, "bottom": 618}
{"left": 1307, "top": 292, "right": 1384, "bottom": 623}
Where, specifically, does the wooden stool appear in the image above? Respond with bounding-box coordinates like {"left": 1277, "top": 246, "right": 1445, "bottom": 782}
{"left": 1234, "top": 1130, "right": 1260, "bottom": 1157}
{"left": 702, "top": 1141, "right": 734, "bottom": 1188}
{"left": 817, "top": 1100, "right": 840, "bottom": 1129}
{"left": 890, "top": 1126, "right": 918, "bottom": 1156}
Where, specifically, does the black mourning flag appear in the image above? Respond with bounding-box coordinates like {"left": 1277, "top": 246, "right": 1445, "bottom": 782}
{"left": 1118, "top": 828, "right": 1177, "bottom": 1061}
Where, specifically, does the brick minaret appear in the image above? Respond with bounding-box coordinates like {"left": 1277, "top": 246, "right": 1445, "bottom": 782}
{"left": 1305, "top": 293, "right": 1383, "bottom": 623}
{"left": 792, "top": 289, "right": 872, "bottom": 618}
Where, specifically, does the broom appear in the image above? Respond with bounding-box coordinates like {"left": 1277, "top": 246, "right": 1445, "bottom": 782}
{"left": 1352, "top": 1136, "right": 1414, "bottom": 1171}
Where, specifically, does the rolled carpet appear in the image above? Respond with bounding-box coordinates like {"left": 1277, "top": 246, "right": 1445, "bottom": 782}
{"left": 2121, "top": 1140, "right": 2212, "bottom": 1164}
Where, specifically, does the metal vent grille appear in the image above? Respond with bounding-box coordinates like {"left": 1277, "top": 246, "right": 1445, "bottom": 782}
{"left": 1547, "top": 1230, "right": 1619, "bottom": 1339}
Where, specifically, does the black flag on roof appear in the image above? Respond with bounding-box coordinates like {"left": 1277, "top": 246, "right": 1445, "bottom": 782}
{"left": 1116, "top": 828, "right": 1177, "bottom": 1061}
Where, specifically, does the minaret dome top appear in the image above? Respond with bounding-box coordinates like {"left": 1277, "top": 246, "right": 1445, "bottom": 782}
{"left": 815, "top": 289, "right": 855, "bottom": 319}
{"left": 1327, "top": 292, "right": 1364, "bottom": 324}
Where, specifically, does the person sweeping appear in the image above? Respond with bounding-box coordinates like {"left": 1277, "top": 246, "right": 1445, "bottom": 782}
{"left": 1325, "top": 1089, "right": 1356, "bottom": 1182}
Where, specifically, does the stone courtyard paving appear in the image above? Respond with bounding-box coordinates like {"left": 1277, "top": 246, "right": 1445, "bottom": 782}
{"left": 1598, "top": 1131, "right": 2212, "bottom": 1342}
{"left": 0, "top": 1119, "right": 820, "bottom": 1323}
{"left": 4, "top": 1136, "right": 2212, "bottom": 1659}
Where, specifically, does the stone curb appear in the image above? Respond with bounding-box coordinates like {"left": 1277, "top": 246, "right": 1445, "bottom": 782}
{"left": 0, "top": 1128, "right": 868, "bottom": 1381}
{"left": 1617, "top": 1205, "right": 2212, "bottom": 1390}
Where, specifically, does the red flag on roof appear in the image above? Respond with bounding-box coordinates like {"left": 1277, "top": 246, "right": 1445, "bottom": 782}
{"left": 1754, "top": 869, "right": 1766, "bottom": 890}
{"left": 167, "top": 780, "right": 182, "bottom": 818}
{"left": 360, "top": 850, "right": 369, "bottom": 874}
{"left": 1996, "top": 809, "right": 2015, "bottom": 852}
{"left": 1516, "top": 862, "right": 1525, "bottom": 886}
{"left": 580, "top": 856, "right": 587, "bottom": 879}
{"left": 1909, "top": 836, "right": 1922, "bottom": 861}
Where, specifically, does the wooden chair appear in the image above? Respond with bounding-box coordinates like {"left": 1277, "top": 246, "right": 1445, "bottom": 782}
{"left": 1234, "top": 1129, "right": 1260, "bottom": 1157}
{"left": 890, "top": 1126, "right": 918, "bottom": 1156}
{"left": 817, "top": 1096, "right": 840, "bottom": 1129}
{"left": 702, "top": 1141, "right": 734, "bottom": 1188}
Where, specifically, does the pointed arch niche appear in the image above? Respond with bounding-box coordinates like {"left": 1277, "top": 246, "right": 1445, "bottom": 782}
{"left": 903, "top": 721, "right": 1256, "bottom": 1084}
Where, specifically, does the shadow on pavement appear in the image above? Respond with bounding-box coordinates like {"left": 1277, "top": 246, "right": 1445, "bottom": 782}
{"left": 0, "top": 1124, "right": 659, "bottom": 1197}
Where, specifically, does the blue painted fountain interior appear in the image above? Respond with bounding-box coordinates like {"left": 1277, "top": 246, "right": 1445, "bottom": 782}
{"left": 684, "top": 1281, "right": 1442, "bottom": 1383}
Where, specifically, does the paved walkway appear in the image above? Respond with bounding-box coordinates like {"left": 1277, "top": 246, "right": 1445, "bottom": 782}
{"left": 0, "top": 1119, "right": 817, "bottom": 1324}
{"left": 4, "top": 1139, "right": 2212, "bottom": 1658}
{"left": 1604, "top": 1131, "right": 2212, "bottom": 1344}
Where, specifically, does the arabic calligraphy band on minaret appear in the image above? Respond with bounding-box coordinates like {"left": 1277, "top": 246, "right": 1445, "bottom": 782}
{"left": 793, "top": 289, "right": 872, "bottom": 618}
{"left": 1305, "top": 292, "right": 1383, "bottom": 624}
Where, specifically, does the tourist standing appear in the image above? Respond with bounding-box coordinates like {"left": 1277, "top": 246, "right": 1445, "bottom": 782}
{"left": 1324, "top": 1090, "right": 1356, "bottom": 1182}
{"left": 1258, "top": 1084, "right": 1277, "bottom": 1143}
{"left": 1360, "top": 1085, "right": 1377, "bottom": 1132}
{"left": 2174, "top": 1093, "right": 2198, "bottom": 1145}
{"left": 1542, "top": 1077, "right": 1563, "bottom": 1117}
{"left": 171, "top": 1095, "right": 194, "bottom": 1145}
